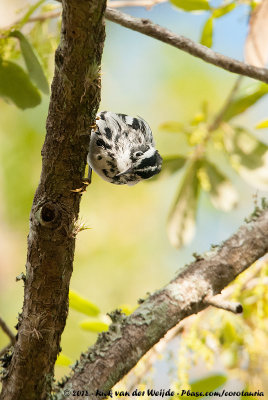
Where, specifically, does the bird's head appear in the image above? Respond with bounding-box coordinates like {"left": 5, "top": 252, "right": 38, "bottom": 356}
{"left": 116, "top": 146, "right": 162, "bottom": 184}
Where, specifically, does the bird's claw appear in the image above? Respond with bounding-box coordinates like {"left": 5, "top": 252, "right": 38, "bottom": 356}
{"left": 70, "top": 179, "right": 90, "bottom": 193}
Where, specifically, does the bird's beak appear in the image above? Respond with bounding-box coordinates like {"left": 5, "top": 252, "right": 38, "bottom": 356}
{"left": 116, "top": 167, "right": 134, "bottom": 177}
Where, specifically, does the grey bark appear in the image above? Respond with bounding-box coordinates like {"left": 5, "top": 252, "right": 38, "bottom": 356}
{"left": 56, "top": 208, "right": 268, "bottom": 399}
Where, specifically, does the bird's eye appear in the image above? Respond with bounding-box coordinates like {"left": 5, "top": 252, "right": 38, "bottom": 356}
{"left": 96, "top": 139, "right": 106, "bottom": 148}
{"left": 134, "top": 151, "right": 143, "bottom": 157}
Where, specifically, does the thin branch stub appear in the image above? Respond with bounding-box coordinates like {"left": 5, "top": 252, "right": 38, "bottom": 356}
{"left": 204, "top": 295, "right": 243, "bottom": 314}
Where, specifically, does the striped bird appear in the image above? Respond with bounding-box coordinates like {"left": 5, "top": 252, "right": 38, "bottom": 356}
{"left": 87, "top": 111, "right": 162, "bottom": 185}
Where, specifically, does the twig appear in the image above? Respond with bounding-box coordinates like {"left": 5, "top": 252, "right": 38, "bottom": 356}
{"left": 22, "top": 10, "right": 61, "bottom": 24}
{"left": 0, "top": 317, "right": 16, "bottom": 344}
{"left": 192, "top": 75, "right": 243, "bottom": 161}
{"left": 108, "top": 0, "right": 166, "bottom": 8}
{"left": 204, "top": 295, "right": 243, "bottom": 314}
{"left": 105, "top": 8, "right": 268, "bottom": 84}
{"left": 0, "top": 317, "right": 16, "bottom": 357}
{"left": 208, "top": 76, "right": 243, "bottom": 132}
{"left": 0, "top": 344, "right": 12, "bottom": 358}
{"left": 0, "top": 0, "right": 165, "bottom": 31}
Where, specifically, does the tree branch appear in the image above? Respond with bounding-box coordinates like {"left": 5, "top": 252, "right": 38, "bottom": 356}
{"left": 108, "top": 0, "right": 166, "bottom": 8}
{"left": 0, "top": 317, "right": 16, "bottom": 358}
{"left": 0, "top": 1, "right": 107, "bottom": 399}
{"left": 0, "top": 318, "right": 16, "bottom": 345}
{"left": 56, "top": 207, "right": 268, "bottom": 399}
{"left": 105, "top": 8, "right": 268, "bottom": 84}
{"left": 3, "top": 4, "right": 268, "bottom": 84}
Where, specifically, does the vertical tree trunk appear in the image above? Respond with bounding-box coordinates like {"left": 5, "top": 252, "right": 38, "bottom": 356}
{"left": 0, "top": 1, "right": 107, "bottom": 399}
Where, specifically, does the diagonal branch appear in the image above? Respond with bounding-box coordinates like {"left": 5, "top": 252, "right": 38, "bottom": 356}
{"left": 3, "top": 4, "right": 268, "bottom": 84}
{"left": 105, "top": 8, "right": 268, "bottom": 84}
{"left": 56, "top": 207, "right": 268, "bottom": 400}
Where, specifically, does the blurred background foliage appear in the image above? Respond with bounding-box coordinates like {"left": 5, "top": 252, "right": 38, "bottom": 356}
{"left": 0, "top": 0, "right": 268, "bottom": 398}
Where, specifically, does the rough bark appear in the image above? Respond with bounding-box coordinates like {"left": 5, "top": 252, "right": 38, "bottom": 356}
{"left": 56, "top": 208, "right": 268, "bottom": 400}
{"left": 0, "top": 1, "right": 106, "bottom": 399}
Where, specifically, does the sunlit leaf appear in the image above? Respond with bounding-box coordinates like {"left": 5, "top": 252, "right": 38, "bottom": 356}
{"left": 161, "top": 155, "right": 187, "bottom": 175}
{"left": 190, "top": 111, "right": 206, "bottom": 125}
{"left": 69, "top": 290, "right": 100, "bottom": 316}
{"left": 190, "top": 374, "right": 227, "bottom": 395}
{"left": 9, "top": 31, "right": 49, "bottom": 94}
{"left": 224, "top": 126, "right": 268, "bottom": 190}
{"left": 118, "top": 304, "right": 136, "bottom": 315}
{"left": 223, "top": 83, "right": 268, "bottom": 121}
{"left": 204, "top": 161, "right": 238, "bottom": 211}
{"left": 255, "top": 119, "right": 268, "bottom": 129}
{"left": 56, "top": 353, "right": 72, "bottom": 366}
{"left": 189, "top": 126, "right": 207, "bottom": 146}
{"left": 170, "top": 0, "right": 211, "bottom": 11}
{"left": 79, "top": 319, "right": 109, "bottom": 333}
{"left": 176, "top": 374, "right": 227, "bottom": 399}
{"left": 159, "top": 121, "right": 185, "bottom": 133}
{"left": 241, "top": 387, "right": 258, "bottom": 399}
{"left": 245, "top": 0, "right": 268, "bottom": 67}
{"left": 0, "top": 59, "right": 41, "bottom": 109}
{"left": 213, "top": 3, "right": 236, "bottom": 18}
{"left": 167, "top": 161, "right": 201, "bottom": 248}
{"left": 200, "top": 16, "right": 213, "bottom": 48}
{"left": 221, "top": 321, "right": 244, "bottom": 346}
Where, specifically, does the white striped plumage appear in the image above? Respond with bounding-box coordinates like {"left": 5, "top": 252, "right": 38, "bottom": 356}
{"left": 87, "top": 111, "right": 162, "bottom": 185}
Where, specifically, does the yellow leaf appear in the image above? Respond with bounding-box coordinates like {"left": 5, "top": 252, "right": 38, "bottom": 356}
{"left": 69, "top": 290, "right": 100, "bottom": 316}
{"left": 256, "top": 119, "right": 268, "bottom": 129}
{"left": 56, "top": 353, "right": 72, "bottom": 366}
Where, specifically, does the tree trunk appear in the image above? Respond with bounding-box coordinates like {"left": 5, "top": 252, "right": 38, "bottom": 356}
{"left": 0, "top": 1, "right": 107, "bottom": 399}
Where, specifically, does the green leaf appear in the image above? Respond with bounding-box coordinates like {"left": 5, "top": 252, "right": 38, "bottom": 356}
{"left": 162, "top": 155, "right": 187, "bottom": 175}
{"left": 190, "top": 374, "right": 227, "bottom": 396}
{"left": 255, "top": 119, "right": 268, "bottom": 129}
{"left": 0, "top": 59, "right": 41, "bottom": 109}
{"left": 167, "top": 161, "right": 201, "bottom": 248}
{"left": 223, "top": 83, "right": 268, "bottom": 121}
{"left": 176, "top": 374, "right": 227, "bottom": 399}
{"left": 204, "top": 161, "right": 238, "bottom": 211}
{"left": 79, "top": 319, "right": 109, "bottom": 333}
{"left": 159, "top": 121, "right": 185, "bottom": 133}
{"left": 170, "top": 0, "right": 211, "bottom": 11}
{"left": 69, "top": 290, "right": 100, "bottom": 316}
{"left": 224, "top": 126, "right": 268, "bottom": 190}
{"left": 56, "top": 353, "right": 72, "bottom": 367}
{"left": 212, "top": 3, "right": 236, "bottom": 18}
{"left": 9, "top": 31, "right": 49, "bottom": 94}
{"left": 241, "top": 387, "right": 258, "bottom": 400}
{"left": 200, "top": 16, "right": 214, "bottom": 48}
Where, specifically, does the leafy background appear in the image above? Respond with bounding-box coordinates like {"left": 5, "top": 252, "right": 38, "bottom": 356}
{"left": 0, "top": 0, "right": 268, "bottom": 398}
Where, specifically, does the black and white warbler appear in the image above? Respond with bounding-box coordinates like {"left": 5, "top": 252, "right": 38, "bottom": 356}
{"left": 87, "top": 111, "right": 162, "bottom": 185}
